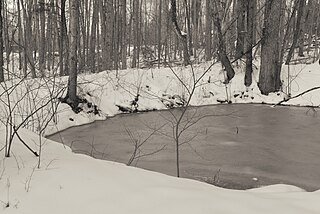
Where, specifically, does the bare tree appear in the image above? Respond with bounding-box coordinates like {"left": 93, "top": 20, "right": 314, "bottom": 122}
{"left": 205, "top": 0, "right": 212, "bottom": 61}
{"left": 235, "top": 0, "right": 246, "bottom": 59}
{"left": 259, "top": 0, "right": 282, "bottom": 95}
{"left": 212, "top": 1, "right": 235, "bottom": 84}
{"left": 244, "top": 0, "right": 256, "bottom": 87}
{"left": 39, "top": 1, "right": 46, "bottom": 77}
{"left": 0, "top": 0, "right": 4, "bottom": 82}
{"left": 59, "top": 0, "right": 69, "bottom": 76}
{"left": 286, "top": 0, "right": 306, "bottom": 64}
{"left": 67, "top": 0, "right": 79, "bottom": 104}
{"left": 170, "top": 0, "right": 190, "bottom": 65}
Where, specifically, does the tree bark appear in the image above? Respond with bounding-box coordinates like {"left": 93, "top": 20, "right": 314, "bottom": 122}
{"left": 170, "top": 0, "right": 190, "bottom": 65}
{"left": 67, "top": 0, "right": 79, "bottom": 103}
{"left": 244, "top": 0, "right": 256, "bottom": 87}
{"left": 212, "top": 1, "right": 235, "bottom": 83}
{"left": 259, "top": 0, "right": 282, "bottom": 95}
{"left": 235, "top": 0, "right": 246, "bottom": 58}
{"left": 205, "top": 0, "right": 212, "bottom": 61}
{"left": 286, "top": 0, "right": 306, "bottom": 64}
{"left": 59, "top": 0, "right": 68, "bottom": 76}
{"left": 121, "top": 0, "right": 127, "bottom": 69}
{"left": 89, "top": 0, "right": 98, "bottom": 71}
{"left": 0, "top": 0, "right": 4, "bottom": 82}
{"left": 131, "top": 0, "right": 140, "bottom": 68}
{"left": 100, "top": 0, "right": 113, "bottom": 70}
{"left": 39, "top": 1, "right": 46, "bottom": 77}
{"left": 158, "top": 0, "right": 162, "bottom": 68}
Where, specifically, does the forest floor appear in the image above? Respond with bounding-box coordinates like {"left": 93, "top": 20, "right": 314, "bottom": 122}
{"left": 1, "top": 60, "right": 320, "bottom": 213}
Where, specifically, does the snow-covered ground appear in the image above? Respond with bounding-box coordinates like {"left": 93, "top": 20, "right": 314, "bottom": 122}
{"left": 44, "top": 61, "right": 320, "bottom": 135}
{"left": 1, "top": 61, "right": 320, "bottom": 213}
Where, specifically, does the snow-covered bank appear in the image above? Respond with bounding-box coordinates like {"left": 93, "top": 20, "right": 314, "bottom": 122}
{"left": 1, "top": 129, "right": 320, "bottom": 214}
{"left": 46, "top": 61, "right": 320, "bottom": 135}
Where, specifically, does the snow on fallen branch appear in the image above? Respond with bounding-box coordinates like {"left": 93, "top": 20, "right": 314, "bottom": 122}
{"left": 273, "top": 87, "right": 320, "bottom": 107}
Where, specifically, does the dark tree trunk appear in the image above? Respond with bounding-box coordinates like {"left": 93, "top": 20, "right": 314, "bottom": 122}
{"left": 286, "top": 0, "right": 306, "bottom": 64}
{"left": 244, "top": 0, "right": 256, "bottom": 87}
{"left": 100, "top": 0, "right": 113, "bottom": 70}
{"left": 59, "top": 0, "right": 68, "bottom": 76}
{"left": 39, "top": 1, "right": 46, "bottom": 77}
{"left": 205, "top": 0, "right": 212, "bottom": 61}
{"left": 158, "top": 0, "right": 162, "bottom": 68}
{"left": 259, "top": 0, "right": 282, "bottom": 95}
{"left": 213, "top": 2, "right": 235, "bottom": 83}
{"left": 170, "top": 0, "right": 190, "bottom": 65}
{"left": 67, "top": 0, "right": 79, "bottom": 104}
{"left": 0, "top": 0, "right": 3, "bottom": 82}
{"left": 235, "top": 0, "right": 246, "bottom": 58}
{"left": 121, "top": 0, "right": 127, "bottom": 69}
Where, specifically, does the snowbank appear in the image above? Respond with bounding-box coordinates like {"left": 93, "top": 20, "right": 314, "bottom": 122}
{"left": 1, "top": 129, "right": 320, "bottom": 214}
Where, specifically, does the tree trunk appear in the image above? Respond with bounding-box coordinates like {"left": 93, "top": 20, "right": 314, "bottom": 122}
{"left": 59, "top": 0, "right": 68, "bottom": 76}
{"left": 0, "top": 0, "right": 4, "bottom": 82}
{"left": 17, "top": 0, "right": 23, "bottom": 72}
{"left": 286, "top": 0, "right": 306, "bottom": 64}
{"left": 46, "top": 0, "right": 53, "bottom": 71}
{"left": 205, "top": 0, "right": 212, "bottom": 61}
{"left": 170, "top": 0, "right": 190, "bottom": 65}
{"left": 184, "top": 0, "right": 192, "bottom": 56}
{"left": 121, "top": 0, "right": 127, "bottom": 69}
{"left": 89, "top": 0, "right": 98, "bottom": 71}
{"left": 131, "top": 0, "right": 139, "bottom": 68}
{"left": 235, "top": 0, "right": 246, "bottom": 58}
{"left": 259, "top": 0, "right": 282, "bottom": 95}
{"left": 213, "top": 1, "right": 235, "bottom": 83}
{"left": 158, "top": 0, "right": 162, "bottom": 68}
{"left": 244, "top": 0, "right": 256, "bottom": 87}
{"left": 100, "top": 0, "right": 113, "bottom": 70}
{"left": 21, "top": 0, "right": 36, "bottom": 78}
{"left": 39, "top": 1, "right": 46, "bottom": 77}
{"left": 68, "top": 0, "right": 79, "bottom": 104}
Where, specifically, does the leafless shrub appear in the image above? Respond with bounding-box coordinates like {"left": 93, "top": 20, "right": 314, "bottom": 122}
{"left": 125, "top": 126, "right": 167, "bottom": 166}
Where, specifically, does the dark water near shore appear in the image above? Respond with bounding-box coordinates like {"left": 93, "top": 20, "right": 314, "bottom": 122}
{"left": 48, "top": 104, "right": 320, "bottom": 191}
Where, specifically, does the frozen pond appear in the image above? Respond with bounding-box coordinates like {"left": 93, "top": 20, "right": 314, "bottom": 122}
{"left": 48, "top": 104, "right": 320, "bottom": 191}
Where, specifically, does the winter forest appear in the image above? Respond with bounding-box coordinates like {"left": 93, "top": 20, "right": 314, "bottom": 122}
{"left": 1, "top": 0, "right": 320, "bottom": 213}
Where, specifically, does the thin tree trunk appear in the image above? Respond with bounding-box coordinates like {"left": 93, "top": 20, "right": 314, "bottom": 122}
{"left": 286, "top": 0, "right": 306, "bottom": 64}
{"left": 0, "top": 0, "right": 4, "bottom": 82}
{"left": 121, "top": 0, "right": 127, "bottom": 69}
{"left": 184, "top": 0, "right": 192, "bottom": 56}
{"left": 213, "top": 1, "right": 235, "bottom": 83}
{"left": 21, "top": 0, "right": 36, "bottom": 78}
{"left": 59, "top": 0, "right": 68, "bottom": 76}
{"left": 205, "top": 0, "right": 212, "bottom": 61}
{"left": 131, "top": 0, "right": 139, "bottom": 68}
{"left": 89, "top": 0, "right": 98, "bottom": 71}
{"left": 39, "top": 1, "right": 46, "bottom": 77}
{"left": 244, "top": 0, "right": 256, "bottom": 87}
{"left": 170, "top": 0, "right": 190, "bottom": 65}
{"left": 157, "top": 0, "right": 162, "bottom": 68}
{"left": 235, "top": 0, "right": 245, "bottom": 58}
{"left": 17, "top": 0, "right": 23, "bottom": 72}
{"left": 68, "top": 0, "right": 79, "bottom": 103}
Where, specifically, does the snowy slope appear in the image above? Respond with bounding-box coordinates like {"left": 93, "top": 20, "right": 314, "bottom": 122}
{"left": 0, "top": 129, "right": 320, "bottom": 214}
